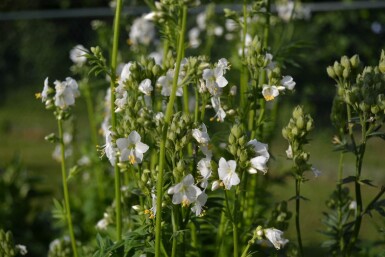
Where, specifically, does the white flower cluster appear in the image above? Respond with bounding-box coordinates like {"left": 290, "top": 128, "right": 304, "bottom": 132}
{"left": 129, "top": 15, "right": 155, "bottom": 46}
{"left": 39, "top": 77, "right": 80, "bottom": 110}
{"left": 201, "top": 58, "right": 230, "bottom": 122}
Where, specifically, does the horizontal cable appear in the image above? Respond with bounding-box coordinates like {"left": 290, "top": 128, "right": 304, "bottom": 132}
{"left": 0, "top": 1, "right": 385, "bottom": 21}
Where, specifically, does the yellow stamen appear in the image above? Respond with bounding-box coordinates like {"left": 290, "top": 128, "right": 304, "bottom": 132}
{"left": 264, "top": 95, "right": 275, "bottom": 101}
{"left": 128, "top": 155, "right": 136, "bottom": 165}
{"left": 182, "top": 199, "right": 190, "bottom": 207}
{"left": 35, "top": 93, "right": 42, "bottom": 99}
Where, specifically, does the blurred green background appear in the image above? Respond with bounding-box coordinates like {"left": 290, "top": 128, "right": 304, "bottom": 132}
{"left": 1, "top": 0, "right": 385, "bottom": 256}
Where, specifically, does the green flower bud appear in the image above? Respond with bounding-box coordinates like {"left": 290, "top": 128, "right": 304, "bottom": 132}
{"left": 333, "top": 61, "right": 342, "bottom": 77}
{"left": 359, "top": 102, "right": 370, "bottom": 112}
{"left": 350, "top": 54, "right": 360, "bottom": 68}
{"left": 343, "top": 67, "right": 350, "bottom": 79}
{"left": 291, "top": 127, "right": 298, "bottom": 136}
{"left": 326, "top": 66, "right": 336, "bottom": 79}
{"left": 231, "top": 125, "right": 243, "bottom": 139}
{"left": 379, "top": 62, "right": 385, "bottom": 74}
{"left": 340, "top": 56, "right": 351, "bottom": 69}
{"left": 306, "top": 119, "right": 314, "bottom": 132}
{"left": 282, "top": 127, "right": 289, "bottom": 139}
{"left": 152, "top": 65, "right": 161, "bottom": 76}
{"left": 229, "top": 145, "right": 237, "bottom": 156}
{"left": 296, "top": 116, "right": 304, "bottom": 129}
{"left": 240, "top": 152, "right": 248, "bottom": 163}
{"left": 292, "top": 106, "right": 304, "bottom": 120}
{"left": 371, "top": 105, "right": 380, "bottom": 114}
{"left": 229, "top": 134, "right": 236, "bottom": 145}
{"left": 238, "top": 136, "right": 246, "bottom": 146}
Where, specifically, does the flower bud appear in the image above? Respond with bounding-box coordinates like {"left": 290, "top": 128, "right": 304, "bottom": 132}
{"left": 350, "top": 54, "right": 360, "bottom": 68}
{"left": 295, "top": 116, "right": 304, "bottom": 130}
{"left": 340, "top": 56, "right": 350, "bottom": 69}
{"left": 379, "top": 62, "right": 385, "bottom": 74}
{"left": 292, "top": 106, "right": 303, "bottom": 120}
{"left": 371, "top": 105, "right": 380, "bottom": 114}
{"left": 326, "top": 66, "right": 336, "bottom": 79}
{"left": 333, "top": 61, "right": 342, "bottom": 77}
{"left": 343, "top": 67, "right": 350, "bottom": 79}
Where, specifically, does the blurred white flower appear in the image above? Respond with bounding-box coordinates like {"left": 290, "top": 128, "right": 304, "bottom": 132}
{"left": 276, "top": 0, "right": 295, "bottom": 22}
{"left": 129, "top": 15, "right": 155, "bottom": 46}
{"left": 281, "top": 75, "right": 296, "bottom": 90}
{"left": 119, "top": 62, "right": 133, "bottom": 86}
{"left": 225, "top": 19, "right": 238, "bottom": 32}
{"left": 264, "top": 228, "right": 289, "bottom": 250}
{"left": 248, "top": 139, "right": 270, "bottom": 174}
{"left": 40, "top": 77, "right": 51, "bottom": 102}
{"left": 286, "top": 145, "right": 293, "bottom": 159}
{"left": 218, "top": 157, "right": 240, "bottom": 190}
{"left": 211, "top": 97, "right": 226, "bottom": 122}
{"left": 157, "top": 69, "right": 183, "bottom": 96}
{"left": 265, "top": 53, "right": 276, "bottom": 70}
{"left": 311, "top": 166, "right": 322, "bottom": 177}
{"left": 189, "top": 27, "right": 201, "bottom": 48}
{"left": 197, "top": 158, "right": 212, "bottom": 189}
{"left": 54, "top": 77, "right": 80, "bottom": 109}
{"left": 191, "top": 191, "right": 208, "bottom": 216}
{"left": 196, "top": 12, "right": 206, "bottom": 30}
{"left": 116, "top": 131, "right": 149, "bottom": 164}
{"left": 139, "top": 79, "right": 153, "bottom": 95}
{"left": 104, "top": 129, "right": 117, "bottom": 166}
{"left": 16, "top": 245, "right": 27, "bottom": 255}
{"left": 214, "top": 26, "right": 224, "bottom": 36}
{"left": 69, "top": 44, "right": 87, "bottom": 66}
{"left": 168, "top": 174, "right": 202, "bottom": 207}
{"left": 192, "top": 123, "right": 210, "bottom": 145}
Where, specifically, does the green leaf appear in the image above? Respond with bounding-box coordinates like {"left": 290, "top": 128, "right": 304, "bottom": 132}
{"left": 367, "top": 131, "right": 385, "bottom": 140}
{"left": 358, "top": 179, "right": 376, "bottom": 188}
{"left": 342, "top": 176, "right": 356, "bottom": 184}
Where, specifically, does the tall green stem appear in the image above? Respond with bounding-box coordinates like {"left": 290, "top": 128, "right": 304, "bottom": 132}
{"left": 155, "top": 6, "right": 188, "bottom": 257}
{"left": 295, "top": 178, "right": 304, "bottom": 257}
{"left": 240, "top": 0, "right": 248, "bottom": 112}
{"left": 82, "top": 80, "right": 105, "bottom": 201}
{"left": 58, "top": 118, "right": 78, "bottom": 257}
{"left": 110, "top": 0, "right": 123, "bottom": 241}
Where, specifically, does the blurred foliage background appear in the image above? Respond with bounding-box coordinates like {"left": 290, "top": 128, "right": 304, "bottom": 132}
{"left": 1, "top": 0, "right": 385, "bottom": 256}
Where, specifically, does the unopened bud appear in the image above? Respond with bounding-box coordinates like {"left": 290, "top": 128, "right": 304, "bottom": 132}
{"left": 326, "top": 66, "right": 336, "bottom": 79}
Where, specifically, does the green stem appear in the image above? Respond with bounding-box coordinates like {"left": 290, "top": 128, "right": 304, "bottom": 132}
{"left": 190, "top": 222, "right": 199, "bottom": 257}
{"left": 171, "top": 207, "right": 178, "bottom": 257}
{"left": 295, "top": 177, "right": 304, "bottom": 257}
{"left": 58, "top": 118, "right": 78, "bottom": 257}
{"left": 110, "top": 0, "right": 123, "bottom": 241}
{"left": 240, "top": 0, "right": 248, "bottom": 111}
{"left": 82, "top": 80, "right": 105, "bottom": 201}
{"left": 155, "top": 6, "right": 188, "bottom": 257}
{"left": 337, "top": 152, "right": 345, "bottom": 254}
{"left": 214, "top": 211, "right": 226, "bottom": 257}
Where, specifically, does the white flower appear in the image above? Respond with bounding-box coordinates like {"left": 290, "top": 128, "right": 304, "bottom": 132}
{"left": 264, "top": 228, "right": 289, "bottom": 250}
{"left": 218, "top": 157, "right": 240, "bottom": 190}
{"left": 214, "top": 26, "right": 224, "bottom": 36}
{"left": 119, "top": 62, "right": 133, "bottom": 85}
{"left": 54, "top": 77, "right": 80, "bottom": 109}
{"left": 150, "top": 193, "right": 157, "bottom": 217}
{"left": 114, "top": 90, "right": 128, "bottom": 112}
{"left": 199, "top": 144, "right": 212, "bottom": 159}
{"left": 116, "top": 131, "right": 149, "bottom": 164}
{"left": 189, "top": 27, "right": 201, "bottom": 48}
{"left": 96, "top": 218, "right": 108, "bottom": 230}
{"left": 69, "top": 44, "right": 87, "bottom": 66}
{"left": 192, "top": 123, "right": 210, "bottom": 145}
{"left": 265, "top": 53, "right": 276, "bottom": 70}
{"left": 225, "top": 19, "right": 238, "bottom": 32}
{"left": 197, "top": 158, "right": 212, "bottom": 189}
{"left": 211, "top": 97, "right": 226, "bottom": 122}
{"left": 286, "top": 145, "right": 293, "bottom": 159}
{"left": 196, "top": 12, "right": 206, "bottom": 30}
{"left": 191, "top": 191, "right": 208, "bottom": 216}
{"left": 276, "top": 0, "right": 295, "bottom": 22}
{"left": 157, "top": 69, "right": 183, "bottom": 97}
{"left": 139, "top": 79, "right": 153, "bottom": 95}
{"left": 247, "top": 140, "right": 270, "bottom": 174}
{"left": 262, "top": 85, "right": 279, "bottom": 101}
{"left": 168, "top": 174, "right": 202, "bottom": 206}
{"left": 104, "top": 129, "right": 117, "bottom": 165}
{"left": 15, "top": 245, "right": 27, "bottom": 255}
{"left": 149, "top": 51, "right": 163, "bottom": 65}
{"left": 40, "top": 77, "right": 51, "bottom": 102}
{"left": 248, "top": 139, "right": 270, "bottom": 158}
{"left": 129, "top": 15, "right": 155, "bottom": 46}
{"left": 281, "top": 75, "right": 296, "bottom": 90}
{"left": 202, "top": 67, "right": 228, "bottom": 96}
{"left": 311, "top": 166, "right": 321, "bottom": 177}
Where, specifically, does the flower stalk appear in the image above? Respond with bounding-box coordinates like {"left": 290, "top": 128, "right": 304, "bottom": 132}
{"left": 110, "top": 0, "right": 123, "bottom": 241}
{"left": 155, "top": 5, "right": 188, "bottom": 257}
{"left": 58, "top": 118, "right": 78, "bottom": 257}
